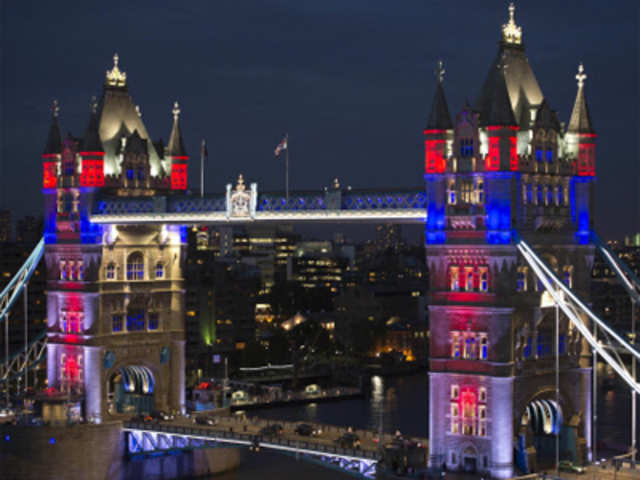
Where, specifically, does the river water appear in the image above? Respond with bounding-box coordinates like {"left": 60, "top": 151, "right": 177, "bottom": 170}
{"left": 210, "top": 368, "right": 634, "bottom": 479}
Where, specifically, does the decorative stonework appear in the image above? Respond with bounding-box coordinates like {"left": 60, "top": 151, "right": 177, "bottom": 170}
{"left": 502, "top": 3, "right": 522, "bottom": 45}
{"left": 226, "top": 174, "right": 258, "bottom": 219}
{"left": 106, "top": 53, "right": 127, "bottom": 87}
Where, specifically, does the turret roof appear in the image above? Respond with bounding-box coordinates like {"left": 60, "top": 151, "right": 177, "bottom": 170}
{"left": 43, "top": 100, "right": 62, "bottom": 155}
{"left": 426, "top": 61, "right": 453, "bottom": 130}
{"left": 476, "top": 64, "right": 517, "bottom": 127}
{"left": 124, "top": 130, "right": 148, "bottom": 155}
{"left": 97, "top": 54, "right": 165, "bottom": 175}
{"left": 475, "top": 5, "right": 543, "bottom": 128}
{"left": 534, "top": 100, "right": 562, "bottom": 131}
{"left": 167, "top": 101, "right": 187, "bottom": 157}
{"left": 567, "top": 63, "right": 595, "bottom": 134}
{"left": 81, "top": 98, "right": 104, "bottom": 152}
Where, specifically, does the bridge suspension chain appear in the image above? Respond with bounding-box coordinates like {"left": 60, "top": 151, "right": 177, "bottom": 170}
{"left": 1, "top": 237, "right": 46, "bottom": 388}
{"left": 0, "top": 237, "right": 45, "bottom": 323}
{"left": 592, "top": 232, "right": 640, "bottom": 305}
{"left": 517, "top": 237, "right": 640, "bottom": 395}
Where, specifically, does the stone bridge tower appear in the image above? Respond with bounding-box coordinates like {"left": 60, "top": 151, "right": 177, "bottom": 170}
{"left": 425, "top": 5, "right": 594, "bottom": 477}
{"left": 42, "top": 55, "right": 189, "bottom": 422}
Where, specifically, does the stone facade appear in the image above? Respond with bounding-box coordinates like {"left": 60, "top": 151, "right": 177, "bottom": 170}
{"left": 425, "top": 6, "right": 595, "bottom": 478}
{"left": 42, "top": 55, "right": 188, "bottom": 422}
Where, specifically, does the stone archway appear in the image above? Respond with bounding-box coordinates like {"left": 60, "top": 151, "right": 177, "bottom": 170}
{"left": 461, "top": 444, "right": 478, "bottom": 473}
{"left": 106, "top": 365, "right": 156, "bottom": 416}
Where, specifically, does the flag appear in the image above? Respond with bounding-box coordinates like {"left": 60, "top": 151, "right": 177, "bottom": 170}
{"left": 274, "top": 135, "right": 288, "bottom": 156}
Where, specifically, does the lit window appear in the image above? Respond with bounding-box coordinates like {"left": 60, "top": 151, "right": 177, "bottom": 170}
{"left": 464, "top": 335, "right": 477, "bottom": 360}
{"left": 517, "top": 266, "right": 528, "bottom": 292}
{"left": 526, "top": 183, "right": 533, "bottom": 204}
{"left": 537, "top": 184, "right": 543, "bottom": 205}
{"left": 476, "top": 179, "right": 484, "bottom": 204}
{"left": 59, "top": 260, "right": 67, "bottom": 280}
{"left": 449, "top": 265, "right": 460, "bottom": 291}
{"left": 126, "top": 310, "right": 145, "bottom": 331}
{"left": 155, "top": 262, "right": 165, "bottom": 279}
{"left": 460, "top": 138, "right": 474, "bottom": 158}
{"left": 535, "top": 149, "right": 543, "bottom": 162}
{"left": 451, "top": 333, "right": 461, "bottom": 358}
{"left": 557, "top": 185, "right": 564, "bottom": 205}
{"left": 464, "top": 267, "right": 474, "bottom": 292}
{"left": 127, "top": 252, "right": 144, "bottom": 280}
{"left": 69, "top": 261, "right": 76, "bottom": 281}
{"left": 479, "top": 336, "right": 488, "bottom": 360}
{"left": 126, "top": 169, "right": 134, "bottom": 180}
{"left": 78, "top": 261, "right": 84, "bottom": 281}
{"left": 479, "top": 266, "right": 488, "bottom": 292}
{"left": 112, "top": 314, "right": 123, "bottom": 332}
{"left": 546, "top": 149, "right": 553, "bottom": 163}
{"left": 479, "top": 387, "right": 487, "bottom": 403}
{"left": 148, "top": 313, "right": 159, "bottom": 330}
{"left": 451, "top": 385, "right": 459, "bottom": 400}
{"left": 479, "top": 405, "right": 486, "bottom": 420}
{"left": 563, "top": 265, "right": 573, "bottom": 288}
{"left": 106, "top": 263, "right": 116, "bottom": 280}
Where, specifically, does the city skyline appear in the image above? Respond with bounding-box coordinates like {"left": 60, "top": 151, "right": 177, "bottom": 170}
{"left": 0, "top": 0, "right": 638, "bottom": 239}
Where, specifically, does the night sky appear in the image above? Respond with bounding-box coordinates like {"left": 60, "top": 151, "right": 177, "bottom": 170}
{"left": 1, "top": 0, "right": 638, "bottom": 239}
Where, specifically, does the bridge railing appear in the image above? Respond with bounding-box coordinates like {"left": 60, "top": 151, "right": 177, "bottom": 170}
{"left": 124, "top": 421, "right": 380, "bottom": 459}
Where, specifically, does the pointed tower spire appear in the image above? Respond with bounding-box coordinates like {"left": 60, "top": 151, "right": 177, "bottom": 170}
{"left": 43, "top": 99, "right": 62, "bottom": 155}
{"left": 502, "top": 2, "right": 522, "bottom": 45}
{"left": 168, "top": 101, "right": 188, "bottom": 190}
{"left": 480, "top": 58, "right": 518, "bottom": 127}
{"left": 424, "top": 60, "right": 452, "bottom": 174}
{"left": 567, "top": 63, "right": 594, "bottom": 134}
{"left": 105, "top": 52, "right": 127, "bottom": 87}
{"left": 167, "top": 101, "right": 187, "bottom": 157}
{"left": 567, "top": 63, "right": 596, "bottom": 177}
{"left": 426, "top": 60, "right": 453, "bottom": 130}
{"left": 78, "top": 97, "right": 106, "bottom": 187}
{"left": 81, "top": 97, "right": 104, "bottom": 152}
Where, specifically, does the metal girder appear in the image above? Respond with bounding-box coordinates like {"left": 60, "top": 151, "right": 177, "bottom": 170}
{"left": 0, "top": 238, "right": 44, "bottom": 323}
{"left": 517, "top": 237, "right": 640, "bottom": 394}
{"left": 124, "top": 425, "right": 378, "bottom": 478}
{"left": 0, "top": 331, "right": 47, "bottom": 382}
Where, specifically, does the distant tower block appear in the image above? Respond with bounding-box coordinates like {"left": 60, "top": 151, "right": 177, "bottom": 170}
{"left": 425, "top": 5, "right": 593, "bottom": 477}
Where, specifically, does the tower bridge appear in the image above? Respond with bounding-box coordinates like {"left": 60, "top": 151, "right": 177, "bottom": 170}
{"left": 1, "top": 5, "right": 639, "bottom": 479}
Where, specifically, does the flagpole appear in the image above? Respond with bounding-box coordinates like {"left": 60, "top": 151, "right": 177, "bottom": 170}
{"left": 285, "top": 134, "right": 289, "bottom": 202}
{"left": 200, "top": 139, "right": 205, "bottom": 198}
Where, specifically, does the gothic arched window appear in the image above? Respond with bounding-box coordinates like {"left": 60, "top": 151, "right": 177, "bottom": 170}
{"left": 126, "top": 252, "right": 144, "bottom": 280}
{"left": 106, "top": 262, "right": 116, "bottom": 280}
{"left": 155, "top": 262, "right": 165, "bottom": 279}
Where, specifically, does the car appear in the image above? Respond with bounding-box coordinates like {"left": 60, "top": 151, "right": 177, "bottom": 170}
{"left": 294, "top": 423, "right": 318, "bottom": 437}
{"left": 558, "top": 460, "right": 586, "bottom": 474}
{"left": 194, "top": 415, "right": 216, "bottom": 426}
{"left": 259, "top": 424, "right": 283, "bottom": 436}
{"left": 335, "top": 432, "right": 360, "bottom": 449}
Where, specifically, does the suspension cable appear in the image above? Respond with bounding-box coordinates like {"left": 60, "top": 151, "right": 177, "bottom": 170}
{"left": 517, "top": 244, "right": 640, "bottom": 395}
{"left": 519, "top": 239, "right": 640, "bottom": 361}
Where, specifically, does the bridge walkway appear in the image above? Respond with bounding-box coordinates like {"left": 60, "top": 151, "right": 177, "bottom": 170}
{"left": 124, "top": 414, "right": 428, "bottom": 477}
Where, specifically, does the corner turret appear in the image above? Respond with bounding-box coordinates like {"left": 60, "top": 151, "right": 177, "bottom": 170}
{"left": 79, "top": 97, "right": 105, "bottom": 187}
{"left": 167, "top": 101, "right": 188, "bottom": 190}
{"left": 424, "top": 60, "right": 452, "bottom": 174}
{"left": 42, "top": 100, "right": 62, "bottom": 189}
{"left": 567, "top": 63, "right": 596, "bottom": 176}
